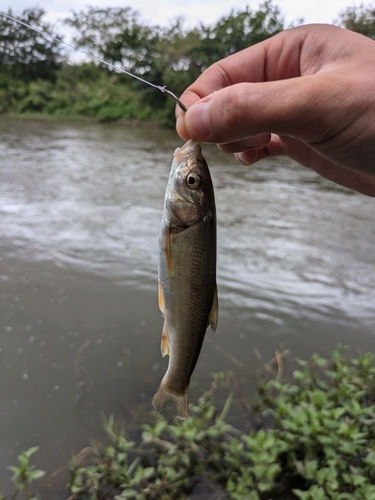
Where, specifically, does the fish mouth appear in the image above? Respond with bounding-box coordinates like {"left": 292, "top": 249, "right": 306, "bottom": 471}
{"left": 173, "top": 139, "right": 202, "bottom": 162}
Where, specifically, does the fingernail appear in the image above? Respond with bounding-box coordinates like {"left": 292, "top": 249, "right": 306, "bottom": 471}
{"left": 176, "top": 116, "right": 182, "bottom": 132}
{"left": 235, "top": 152, "right": 250, "bottom": 165}
{"left": 186, "top": 102, "right": 211, "bottom": 141}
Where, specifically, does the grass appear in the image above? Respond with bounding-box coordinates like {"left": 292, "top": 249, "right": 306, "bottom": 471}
{"left": 3, "top": 346, "right": 375, "bottom": 499}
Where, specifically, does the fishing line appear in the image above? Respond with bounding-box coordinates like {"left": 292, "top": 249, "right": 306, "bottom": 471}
{"left": 0, "top": 11, "right": 188, "bottom": 112}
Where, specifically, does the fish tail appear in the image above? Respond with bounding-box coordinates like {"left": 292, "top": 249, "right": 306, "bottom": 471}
{"left": 152, "top": 383, "right": 188, "bottom": 420}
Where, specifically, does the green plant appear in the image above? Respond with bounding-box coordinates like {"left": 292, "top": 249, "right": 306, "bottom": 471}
{"left": 64, "top": 348, "right": 375, "bottom": 499}
{"left": 254, "top": 347, "right": 375, "bottom": 499}
{"left": 7, "top": 446, "right": 45, "bottom": 499}
{"left": 67, "top": 374, "right": 235, "bottom": 499}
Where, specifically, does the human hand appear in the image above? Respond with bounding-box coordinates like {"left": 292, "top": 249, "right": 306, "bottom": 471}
{"left": 176, "top": 24, "right": 375, "bottom": 197}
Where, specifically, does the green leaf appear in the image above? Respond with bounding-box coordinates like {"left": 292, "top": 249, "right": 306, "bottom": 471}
{"left": 116, "top": 488, "right": 138, "bottom": 499}
{"left": 27, "top": 469, "right": 46, "bottom": 482}
{"left": 7, "top": 466, "right": 19, "bottom": 474}
{"left": 23, "top": 446, "right": 40, "bottom": 458}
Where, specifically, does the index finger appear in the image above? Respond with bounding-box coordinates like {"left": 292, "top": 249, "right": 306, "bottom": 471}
{"left": 176, "top": 26, "right": 307, "bottom": 116}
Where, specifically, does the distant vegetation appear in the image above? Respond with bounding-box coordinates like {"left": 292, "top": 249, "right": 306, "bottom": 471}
{"left": 0, "top": 1, "right": 374, "bottom": 127}
{"left": 338, "top": 1, "right": 375, "bottom": 38}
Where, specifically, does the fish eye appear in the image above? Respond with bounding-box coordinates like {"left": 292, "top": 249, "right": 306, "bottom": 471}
{"left": 186, "top": 173, "right": 201, "bottom": 190}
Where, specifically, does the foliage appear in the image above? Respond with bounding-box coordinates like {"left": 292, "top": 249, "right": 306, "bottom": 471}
{"left": 64, "top": 6, "right": 157, "bottom": 73}
{"left": 6, "top": 446, "right": 45, "bottom": 499}
{"left": 0, "top": 2, "right": 290, "bottom": 127}
{"left": 194, "top": 1, "right": 285, "bottom": 73}
{"left": 66, "top": 375, "right": 233, "bottom": 499}
{"left": 2, "top": 348, "right": 374, "bottom": 499}
{"left": 338, "top": 2, "right": 375, "bottom": 39}
{"left": 0, "top": 8, "right": 64, "bottom": 82}
{"left": 254, "top": 347, "right": 375, "bottom": 499}
{"left": 0, "top": 64, "right": 153, "bottom": 122}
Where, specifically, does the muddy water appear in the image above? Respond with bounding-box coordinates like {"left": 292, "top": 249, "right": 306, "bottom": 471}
{"left": 1, "top": 117, "right": 375, "bottom": 495}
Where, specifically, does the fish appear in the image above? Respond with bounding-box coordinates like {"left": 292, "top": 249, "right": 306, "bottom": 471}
{"left": 153, "top": 139, "right": 218, "bottom": 420}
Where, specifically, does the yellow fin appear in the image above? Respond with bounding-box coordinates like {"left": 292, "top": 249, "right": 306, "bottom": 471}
{"left": 158, "top": 282, "right": 165, "bottom": 314}
{"left": 161, "top": 321, "right": 170, "bottom": 357}
{"left": 208, "top": 285, "right": 218, "bottom": 333}
{"left": 162, "top": 225, "right": 173, "bottom": 275}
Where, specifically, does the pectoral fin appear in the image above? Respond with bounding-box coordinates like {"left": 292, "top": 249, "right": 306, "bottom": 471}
{"left": 161, "top": 225, "right": 173, "bottom": 275}
{"left": 208, "top": 285, "right": 218, "bottom": 333}
{"left": 161, "top": 321, "right": 170, "bottom": 357}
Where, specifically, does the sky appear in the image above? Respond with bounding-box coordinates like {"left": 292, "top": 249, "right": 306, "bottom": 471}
{"left": 2, "top": 0, "right": 356, "bottom": 30}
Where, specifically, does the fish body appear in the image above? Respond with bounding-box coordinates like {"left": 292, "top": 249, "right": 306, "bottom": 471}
{"left": 153, "top": 139, "right": 218, "bottom": 420}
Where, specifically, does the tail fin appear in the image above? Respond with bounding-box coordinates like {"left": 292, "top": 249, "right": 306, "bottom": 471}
{"left": 152, "top": 382, "right": 188, "bottom": 420}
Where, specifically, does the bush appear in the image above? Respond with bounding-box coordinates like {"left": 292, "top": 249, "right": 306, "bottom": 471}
{"left": 0, "top": 64, "right": 154, "bottom": 124}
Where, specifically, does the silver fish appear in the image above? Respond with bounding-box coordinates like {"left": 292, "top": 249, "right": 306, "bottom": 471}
{"left": 153, "top": 139, "right": 218, "bottom": 420}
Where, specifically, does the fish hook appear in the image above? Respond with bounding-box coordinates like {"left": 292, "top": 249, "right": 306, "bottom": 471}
{"left": 158, "top": 87, "right": 188, "bottom": 113}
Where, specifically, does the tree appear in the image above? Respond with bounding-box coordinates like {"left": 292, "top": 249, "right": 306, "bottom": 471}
{"left": 0, "top": 7, "right": 64, "bottom": 81}
{"left": 64, "top": 7, "right": 158, "bottom": 74}
{"left": 147, "top": 2, "right": 286, "bottom": 126}
{"left": 62, "top": 3, "right": 286, "bottom": 110}
{"left": 63, "top": 8, "right": 201, "bottom": 112}
{"left": 193, "top": 1, "right": 285, "bottom": 72}
{"left": 338, "top": 2, "right": 375, "bottom": 39}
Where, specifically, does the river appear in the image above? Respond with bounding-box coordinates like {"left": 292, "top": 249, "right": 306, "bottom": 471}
{"left": 1, "top": 117, "right": 375, "bottom": 496}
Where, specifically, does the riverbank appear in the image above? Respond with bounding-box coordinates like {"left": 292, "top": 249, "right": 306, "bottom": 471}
{"left": 0, "top": 64, "right": 175, "bottom": 128}
{"left": 2, "top": 111, "right": 162, "bottom": 129}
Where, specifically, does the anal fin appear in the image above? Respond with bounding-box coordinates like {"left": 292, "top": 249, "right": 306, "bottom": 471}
{"left": 208, "top": 284, "right": 218, "bottom": 333}
{"left": 161, "top": 321, "right": 170, "bottom": 357}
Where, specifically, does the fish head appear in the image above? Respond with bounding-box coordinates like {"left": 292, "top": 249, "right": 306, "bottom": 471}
{"left": 164, "top": 140, "right": 215, "bottom": 227}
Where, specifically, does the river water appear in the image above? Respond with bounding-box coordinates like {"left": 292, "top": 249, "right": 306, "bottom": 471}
{"left": 1, "top": 117, "right": 375, "bottom": 496}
